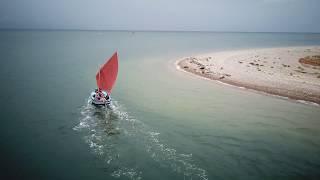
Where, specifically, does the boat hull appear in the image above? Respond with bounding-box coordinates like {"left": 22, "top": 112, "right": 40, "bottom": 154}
{"left": 90, "top": 91, "right": 111, "bottom": 106}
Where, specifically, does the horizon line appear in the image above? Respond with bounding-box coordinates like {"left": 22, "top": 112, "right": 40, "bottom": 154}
{"left": 0, "top": 28, "right": 320, "bottom": 34}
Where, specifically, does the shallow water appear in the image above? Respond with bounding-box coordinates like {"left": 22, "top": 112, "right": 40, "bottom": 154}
{"left": 1, "top": 31, "right": 320, "bottom": 179}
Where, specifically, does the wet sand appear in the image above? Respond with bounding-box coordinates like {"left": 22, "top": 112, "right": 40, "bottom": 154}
{"left": 177, "top": 46, "right": 320, "bottom": 104}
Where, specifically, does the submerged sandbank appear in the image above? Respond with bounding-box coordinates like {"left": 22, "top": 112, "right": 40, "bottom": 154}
{"left": 177, "top": 46, "right": 320, "bottom": 104}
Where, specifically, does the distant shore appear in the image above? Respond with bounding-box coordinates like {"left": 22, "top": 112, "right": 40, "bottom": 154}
{"left": 176, "top": 46, "right": 320, "bottom": 104}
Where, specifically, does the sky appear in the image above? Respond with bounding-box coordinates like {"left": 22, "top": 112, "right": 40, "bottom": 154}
{"left": 0, "top": 0, "right": 319, "bottom": 32}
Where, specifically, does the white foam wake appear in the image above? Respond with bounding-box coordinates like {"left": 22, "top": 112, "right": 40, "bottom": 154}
{"left": 73, "top": 98, "right": 208, "bottom": 180}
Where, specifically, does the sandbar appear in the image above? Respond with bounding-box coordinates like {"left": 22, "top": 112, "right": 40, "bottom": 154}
{"left": 177, "top": 46, "right": 320, "bottom": 104}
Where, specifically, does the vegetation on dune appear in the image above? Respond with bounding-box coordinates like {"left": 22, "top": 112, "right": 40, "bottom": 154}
{"left": 299, "top": 55, "right": 320, "bottom": 66}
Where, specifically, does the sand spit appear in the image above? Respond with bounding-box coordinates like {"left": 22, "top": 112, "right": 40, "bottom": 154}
{"left": 177, "top": 46, "right": 320, "bottom": 104}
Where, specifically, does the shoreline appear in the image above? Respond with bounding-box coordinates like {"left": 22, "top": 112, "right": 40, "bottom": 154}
{"left": 176, "top": 46, "right": 320, "bottom": 105}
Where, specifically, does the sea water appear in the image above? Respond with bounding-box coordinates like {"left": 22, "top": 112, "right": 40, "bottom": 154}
{"left": 1, "top": 30, "right": 320, "bottom": 179}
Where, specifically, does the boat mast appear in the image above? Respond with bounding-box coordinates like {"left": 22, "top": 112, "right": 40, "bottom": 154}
{"left": 98, "top": 70, "right": 101, "bottom": 89}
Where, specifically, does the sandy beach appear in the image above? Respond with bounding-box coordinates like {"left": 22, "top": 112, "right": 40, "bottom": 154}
{"left": 177, "top": 46, "right": 320, "bottom": 104}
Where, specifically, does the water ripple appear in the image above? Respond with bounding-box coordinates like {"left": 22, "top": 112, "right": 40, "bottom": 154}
{"left": 73, "top": 98, "right": 208, "bottom": 180}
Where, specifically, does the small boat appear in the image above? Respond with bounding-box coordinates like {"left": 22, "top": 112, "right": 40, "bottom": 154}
{"left": 91, "top": 52, "right": 118, "bottom": 106}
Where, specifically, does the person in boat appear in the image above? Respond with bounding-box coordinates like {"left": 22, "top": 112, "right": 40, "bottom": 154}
{"left": 98, "top": 89, "right": 104, "bottom": 97}
{"left": 94, "top": 88, "right": 109, "bottom": 101}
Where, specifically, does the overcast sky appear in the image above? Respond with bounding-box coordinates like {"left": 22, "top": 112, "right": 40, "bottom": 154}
{"left": 0, "top": 0, "right": 319, "bottom": 32}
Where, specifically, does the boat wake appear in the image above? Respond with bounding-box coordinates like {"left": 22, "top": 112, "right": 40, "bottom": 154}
{"left": 73, "top": 98, "right": 208, "bottom": 180}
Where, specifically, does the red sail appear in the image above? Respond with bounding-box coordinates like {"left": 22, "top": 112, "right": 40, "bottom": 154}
{"left": 96, "top": 52, "right": 118, "bottom": 94}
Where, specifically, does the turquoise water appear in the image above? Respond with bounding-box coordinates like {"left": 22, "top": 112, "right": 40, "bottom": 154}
{"left": 1, "top": 31, "right": 320, "bottom": 179}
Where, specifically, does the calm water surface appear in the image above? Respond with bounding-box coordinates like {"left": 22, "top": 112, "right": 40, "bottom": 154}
{"left": 1, "top": 31, "right": 320, "bottom": 179}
